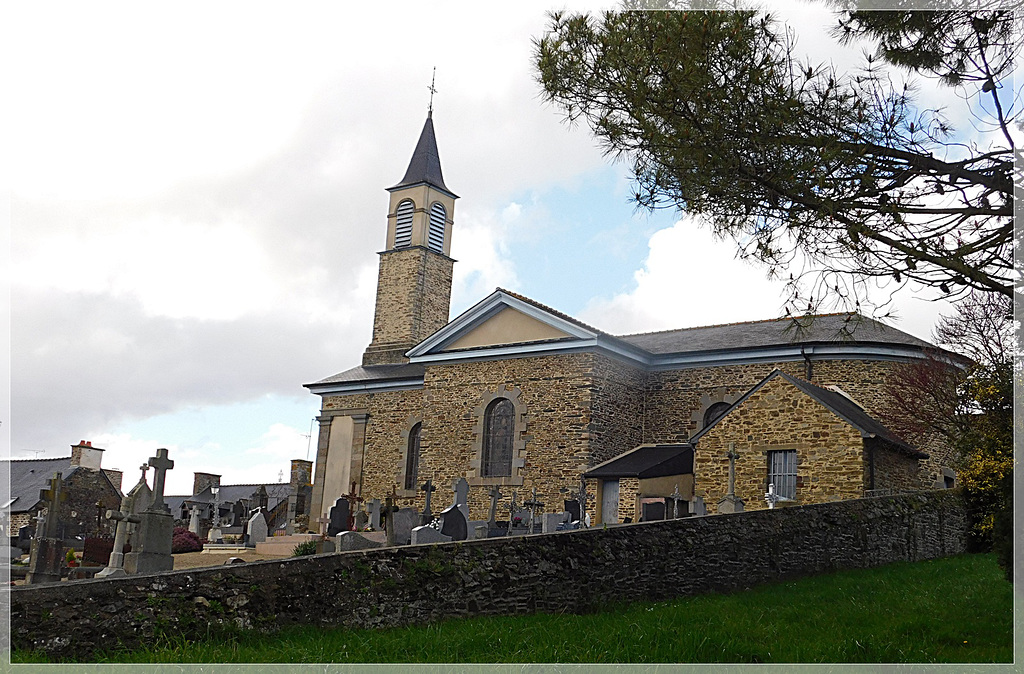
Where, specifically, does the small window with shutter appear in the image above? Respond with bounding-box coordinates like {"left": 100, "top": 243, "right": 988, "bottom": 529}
{"left": 428, "top": 202, "right": 446, "bottom": 253}
{"left": 394, "top": 199, "right": 414, "bottom": 248}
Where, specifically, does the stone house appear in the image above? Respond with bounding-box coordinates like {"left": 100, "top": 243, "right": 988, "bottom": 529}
{"left": 304, "top": 113, "right": 963, "bottom": 527}
{"left": 5, "top": 441, "right": 124, "bottom": 539}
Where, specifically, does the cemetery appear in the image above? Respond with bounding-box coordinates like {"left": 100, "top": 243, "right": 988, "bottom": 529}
{"left": 10, "top": 487, "right": 967, "bottom": 659}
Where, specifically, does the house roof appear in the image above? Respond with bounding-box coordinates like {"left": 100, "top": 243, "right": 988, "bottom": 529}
{"left": 617, "top": 313, "right": 934, "bottom": 355}
{"left": 5, "top": 457, "right": 74, "bottom": 513}
{"left": 306, "top": 362, "right": 425, "bottom": 388}
{"left": 174, "top": 483, "right": 293, "bottom": 511}
{"left": 584, "top": 444, "right": 694, "bottom": 479}
{"left": 387, "top": 114, "right": 457, "bottom": 198}
{"left": 689, "top": 369, "right": 926, "bottom": 458}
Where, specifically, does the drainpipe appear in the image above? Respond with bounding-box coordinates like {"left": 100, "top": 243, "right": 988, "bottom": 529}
{"left": 801, "top": 346, "right": 813, "bottom": 381}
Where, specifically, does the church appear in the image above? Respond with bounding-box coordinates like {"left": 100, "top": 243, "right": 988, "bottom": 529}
{"left": 304, "top": 113, "right": 960, "bottom": 526}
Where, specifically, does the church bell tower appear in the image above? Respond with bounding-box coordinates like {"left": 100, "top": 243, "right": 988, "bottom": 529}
{"left": 363, "top": 112, "right": 458, "bottom": 366}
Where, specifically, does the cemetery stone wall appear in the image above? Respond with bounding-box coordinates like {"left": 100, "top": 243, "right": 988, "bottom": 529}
{"left": 11, "top": 490, "right": 966, "bottom": 660}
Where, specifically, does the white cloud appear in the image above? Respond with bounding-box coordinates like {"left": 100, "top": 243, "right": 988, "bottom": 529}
{"left": 579, "top": 216, "right": 790, "bottom": 334}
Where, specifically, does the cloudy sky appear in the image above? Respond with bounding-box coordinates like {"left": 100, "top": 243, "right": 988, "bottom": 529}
{"left": 5, "top": 1, "right": 957, "bottom": 495}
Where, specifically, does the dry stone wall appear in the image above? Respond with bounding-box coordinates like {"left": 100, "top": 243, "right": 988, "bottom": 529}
{"left": 10, "top": 490, "right": 967, "bottom": 660}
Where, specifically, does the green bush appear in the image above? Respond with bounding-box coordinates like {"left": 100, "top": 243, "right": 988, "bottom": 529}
{"left": 292, "top": 540, "right": 318, "bottom": 557}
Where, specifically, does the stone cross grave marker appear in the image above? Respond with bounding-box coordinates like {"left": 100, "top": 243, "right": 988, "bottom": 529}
{"left": 209, "top": 487, "right": 223, "bottom": 543}
{"left": 38, "top": 473, "right": 68, "bottom": 539}
{"left": 523, "top": 488, "right": 545, "bottom": 533}
{"left": 32, "top": 511, "right": 46, "bottom": 539}
{"left": 188, "top": 506, "right": 200, "bottom": 534}
{"left": 718, "top": 444, "right": 746, "bottom": 514}
{"left": 765, "top": 483, "right": 781, "bottom": 509}
{"left": 367, "top": 499, "right": 382, "bottom": 529}
{"left": 123, "top": 448, "right": 175, "bottom": 574}
{"left": 96, "top": 494, "right": 141, "bottom": 578}
{"left": 669, "top": 484, "right": 685, "bottom": 519}
{"left": 146, "top": 448, "right": 173, "bottom": 512}
{"left": 344, "top": 487, "right": 364, "bottom": 531}
{"left": 420, "top": 480, "right": 437, "bottom": 525}
{"left": 506, "top": 490, "right": 518, "bottom": 536}
{"left": 487, "top": 485, "right": 502, "bottom": 527}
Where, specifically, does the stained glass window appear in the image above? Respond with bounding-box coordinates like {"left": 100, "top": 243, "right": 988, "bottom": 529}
{"left": 482, "top": 398, "right": 514, "bottom": 477}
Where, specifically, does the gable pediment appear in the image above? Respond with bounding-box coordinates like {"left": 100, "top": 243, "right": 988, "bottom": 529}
{"left": 407, "top": 289, "right": 611, "bottom": 361}
{"left": 442, "top": 306, "right": 574, "bottom": 351}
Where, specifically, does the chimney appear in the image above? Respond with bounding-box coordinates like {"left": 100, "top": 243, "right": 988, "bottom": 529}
{"left": 192, "top": 472, "right": 221, "bottom": 496}
{"left": 290, "top": 459, "right": 313, "bottom": 488}
{"left": 103, "top": 468, "right": 124, "bottom": 491}
{"left": 70, "top": 440, "right": 104, "bottom": 470}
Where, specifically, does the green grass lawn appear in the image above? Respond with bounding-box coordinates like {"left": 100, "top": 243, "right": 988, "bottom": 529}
{"left": 14, "top": 553, "right": 1013, "bottom": 664}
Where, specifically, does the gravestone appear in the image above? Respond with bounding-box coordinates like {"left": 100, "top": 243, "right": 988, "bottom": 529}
{"left": 188, "top": 506, "right": 201, "bottom": 535}
{"left": 542, "top": 512, "right": 567, "bottom": 534}
{"left": 564, "top": 499, "right": 581, "bottom": 523}
{"left": 452, "top": 477, "right": 470, "bottom": 521}
{"left": 411, "top": 524, "right": 452, "bottom": 545}
{"left": 523, "top": 489, "right": 545, "bottom": 533}
{"left": 354, "top": 510, "right": 368, "bottom": 531}
{"left": 27, "top": 473, "right": 68, "bottom": 584}
{"left": 641, "top": 501, "right": 666, "bottom": 521}
{"left": 17, "top": 525, "right": 32, "bottom": 552}
{"left": 327, "top": 497, "right": 350, "bottom": 536}
{"left": 336, "top": 531, "right": 383, "bottom": 552}
{"left": 367, "top": 499, "right": 382, "bottom": 529}
{"left": 96, "top": 490, "right": 141, "bottom": 578}
{"left": 420, "top": 480, "right": 437, "bottom": 525}
{"left": 247, "top": 511, "right": 268, "bottom": 545}
{"left": 692, "top": 496, "right": 707, "bottom": 517}
{"left": 124, "top": 448, "right": 175, "bottom": 574}
{"left": 669, "top": 484, "right": 687, "bottom": 519}
{"left": 718, "top": 446, "right": 746, "bottom": 514}
{"left": 438, "top": 504, "right": 468, "bottom": 541}
{"left": 487, "top": 485, "right": 502, "bottom": 527}
{"left": 390, "top": 508, "right": 419, "bottom": 546}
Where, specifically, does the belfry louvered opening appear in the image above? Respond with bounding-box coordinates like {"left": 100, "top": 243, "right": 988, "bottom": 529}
{"left": 395, "top": 199, "right": 414, "bottom": 248}
{"left": 428, "top": 202, "right": 446, "bottom": 252}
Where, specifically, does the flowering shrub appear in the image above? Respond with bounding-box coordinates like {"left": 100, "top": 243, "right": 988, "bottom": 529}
{"left": 171, "top": 527, "right": 204, "bottom": 554}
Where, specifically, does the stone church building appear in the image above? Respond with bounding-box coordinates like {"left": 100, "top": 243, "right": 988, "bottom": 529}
{"left": 305, "top": 114, "right": 960, "bottom": 526}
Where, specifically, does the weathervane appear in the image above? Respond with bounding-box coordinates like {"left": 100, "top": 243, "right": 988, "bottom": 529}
{"left": 427, "top": 67, "right": 437, "bottom": 116}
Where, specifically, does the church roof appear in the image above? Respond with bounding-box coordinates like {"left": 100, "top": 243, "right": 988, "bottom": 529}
{"left": 306, "top": 363, "right": 425, "bottom": 388}
{"left": 689, "top": 369, "right": 926, "bottom": 458}
{"left": 616, "top": 313, "right": 934, "bottom": 355}
{"left": 584, "top": 444, "right": 694, "bottom": 479}
{"left": 387, "top": 114, "right": 457, "bottom": 198}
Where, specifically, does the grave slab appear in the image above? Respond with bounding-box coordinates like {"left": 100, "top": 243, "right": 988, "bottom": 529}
{"left": 410, "top": 525, "right": 452, "bottom": 545}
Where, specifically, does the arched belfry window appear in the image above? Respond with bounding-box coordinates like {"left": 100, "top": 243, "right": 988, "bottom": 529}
{"left": 404, "top": 423, "right": 421, "bottom": 490}
{"left": 428, "top": 202, "right": 446, "bottom": 253}
{"left": 394, "top": 199, "right": 414, "bottom": 248}
{"left": 482, "top": 398, "right": 514, "bottom": 477}
{"left": 703, "top": 401, "right": 731, "bottom": 428}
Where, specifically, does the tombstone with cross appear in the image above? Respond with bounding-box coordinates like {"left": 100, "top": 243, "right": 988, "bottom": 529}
{"left": 522, "top": 488, "right": 545, "bottom": 534}
{"left": 96, "top": 492, "right": 142, "bottom": 578}
{"left": 506, "top": 490, "right": 519, "bottom": 536}
{"left": 382, "top": 492, "right": 400, "bottom": 547}
{"left": 765, "top": 483, "right": 785, "bottom": 510}
{"left": 718, "top": 445, "right": 746, "bottom": 514}
{"left": 669, "top": 484, "right": 686, "bottom": 519}
{"left": 26, "top": 472, "right": 68, "bottom": 584}
{"left": 487, "top": 485, "right": 502, "bottom": 528}
{"left": 124, "top": 448, "right": 175, "bottom": 574}
{"left": 420, "top": 479, "right": 437, "bottom": 525}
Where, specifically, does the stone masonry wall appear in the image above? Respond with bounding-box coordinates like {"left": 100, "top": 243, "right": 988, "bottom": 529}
{"left": 420, "top": 354, "right": 596, "bottom": 521}
{"left": 364, "top": 248, "right": 453, "bottom": 365}
{"left": 588, "top": 355, "right": 647, "bottom": 467}
{"left": 10, "top": 490, "right": 967, "bottom": 660}
{"left": 694, "top": 375, "right": 871, "bottom": 510}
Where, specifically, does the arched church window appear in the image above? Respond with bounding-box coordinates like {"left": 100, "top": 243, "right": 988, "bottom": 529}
{"left": 428, "top": 202, "right": 446, "bottom": 253}
{"left": 404, "top": 423, "right": 421, "bottom": 490}
{"left": 482, "top": 398, "right": 514, "bottom": 477}
{"left": 703, "top": 401, "right": 731, "bottom": 428}
{"left": 395, "top": 199, "right": 414, "bottom": 248}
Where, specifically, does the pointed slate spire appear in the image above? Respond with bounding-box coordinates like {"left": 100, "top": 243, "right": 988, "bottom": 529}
{"left": 388, "top": 113, "right": 457, "bottom": 197}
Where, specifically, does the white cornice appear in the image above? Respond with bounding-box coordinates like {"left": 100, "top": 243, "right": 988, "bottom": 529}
{"left": 305, "top": 378, "right": 425, "bottom": 396}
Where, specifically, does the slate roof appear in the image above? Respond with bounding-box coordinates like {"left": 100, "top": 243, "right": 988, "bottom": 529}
{"left": 306, "top": 362, "right": 425, "bottom": 388}
{"left": 689, "top": 369, "right": 926, "bottom": 458}
{"left": 176, "top": 483, "right": 293, "bottom": 509}
{"left": 584, "top": 444, "right": 694, "bottom": 479}
{"left": 387, "top": 114, "right": 456, "bottom": 197}
{"left": 5, "top": 457, "right": 74, "bottom": 513}
{"left": 617, "top": 313, "right": 934, "bottom": 355}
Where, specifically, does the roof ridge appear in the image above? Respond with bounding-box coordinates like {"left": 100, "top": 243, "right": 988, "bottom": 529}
{"left": 615, "top": 312, "right": 860, "bottom": 338}
{"left": 495, "top": 288, "right": 610, "bottom": 336}
{"left": 3, "top": 456, "right": 71, "bottom": 462}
